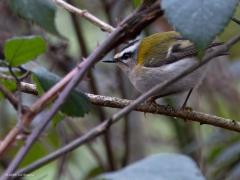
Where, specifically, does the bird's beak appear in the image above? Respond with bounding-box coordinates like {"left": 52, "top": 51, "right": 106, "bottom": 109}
{"left": 102, "top": 59, "right": 117, "bottom": 63}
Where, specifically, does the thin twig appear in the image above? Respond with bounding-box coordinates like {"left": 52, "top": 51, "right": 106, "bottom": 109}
{"left": 101, "top": 0, "right": 132, "bottom": 167}
{"left": 54, "top": 123, "right": 69, "bottom": 180}
{"left": 8, "top": 67, "right": 23, "bottom": 124}
{"left": 0, "top": 84, "right": 28, "bottom": 113}
{"left": 85, "top": 93, "right": 240, "bottom": 131}
{"left": 0, "top": 73, "right": 14, "bottom": 80}
{"left": 54, "top": 0, "right": 115, "bottom": 33}
{"left": 0, "top": 84, "right": 18, "bottom": 111}
{"left": 68, "top": 0, "right": 115, "bottom": 170}
{"left": 4, "top": 82, "right": 240, "bottom": 132}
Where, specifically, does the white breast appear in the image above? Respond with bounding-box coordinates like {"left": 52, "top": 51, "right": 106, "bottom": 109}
{"left": 129, "top": 57, "right": 208, "bottom": 97}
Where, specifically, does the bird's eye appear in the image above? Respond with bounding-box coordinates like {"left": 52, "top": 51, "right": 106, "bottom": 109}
{"left": 122, "top": 52, "right": 132, "bottom": 60}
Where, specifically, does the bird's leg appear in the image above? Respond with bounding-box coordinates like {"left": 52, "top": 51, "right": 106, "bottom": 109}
{"left": 143, "top": 96, "right": 162, "bottom": 117}
{"left": 180, "top": 88, "right": 193, "bottom": 113}
{"left": 145, "top": 95, "right": 161, "bottom": 105}
{"left": 179, "top": 89, "right": 194, "bottom": 122}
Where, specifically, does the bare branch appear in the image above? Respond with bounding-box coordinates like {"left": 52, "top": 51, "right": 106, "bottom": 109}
{"left": 86, "top": 93, "right": 240, "bottom": 131}
{"left": 54, "top": 0, "right": 115, "bottom": 33}
{"left": 0, "top": 84, "right": 18, "bottom": 110}
{"left": 5, "top": 82, "right": 240, "bottom": 132}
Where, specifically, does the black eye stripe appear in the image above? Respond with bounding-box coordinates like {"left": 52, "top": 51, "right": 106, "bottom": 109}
{"left": 122, "top": 52, "right": 132, "bottom": 60}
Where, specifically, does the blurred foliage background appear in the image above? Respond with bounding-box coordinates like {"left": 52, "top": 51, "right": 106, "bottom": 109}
{"left": 0, "top": 0, "right": 240, "bottom": 179}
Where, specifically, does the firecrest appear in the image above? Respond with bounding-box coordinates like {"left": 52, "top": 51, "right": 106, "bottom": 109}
{"left": 103, "top": 31, "right": 219, "bottom": 98}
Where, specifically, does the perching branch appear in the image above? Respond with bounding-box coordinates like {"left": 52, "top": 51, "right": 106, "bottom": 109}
{"left": 86, "top": 93, "right": 240, "bottom": 131}
{"left": 2, "top": 81, "right": 240, "bottom": 133}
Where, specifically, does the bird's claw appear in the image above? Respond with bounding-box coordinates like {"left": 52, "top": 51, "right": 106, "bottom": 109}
{"left": 144, "top": 96, "right": 161, "bottom": 117}
{"left": 145, "top": 96, "right": 160, "bottom": 107}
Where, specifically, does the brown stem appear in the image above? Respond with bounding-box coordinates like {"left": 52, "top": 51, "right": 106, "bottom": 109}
{"left": 55, "top": 0, "right": 115, "bottom": 32}
{"left": 0, "top": 84, "right": 28, "bottom": 113}
{"left": 69, "top": 0, "right": 115, "bottom": 170}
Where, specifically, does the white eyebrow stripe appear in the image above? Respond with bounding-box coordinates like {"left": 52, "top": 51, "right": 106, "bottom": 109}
{"left": 114, "top": 41, "right": 140, "bottom": 59}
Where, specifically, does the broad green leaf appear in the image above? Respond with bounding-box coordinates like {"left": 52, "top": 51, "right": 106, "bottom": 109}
{"left": 99, "top": 154, "right": 205, "bottom": 180}
{"left": 4, "top": 36, "right": 46, "bottom": 66}
{"left": 32, "top": 67, "right": 90, "bottom": 118}
{"left": 9, "top": 0, "right": 59, "bottom": 35}
{"left": 161, "top": 0, "right": 238, "bottom": 50}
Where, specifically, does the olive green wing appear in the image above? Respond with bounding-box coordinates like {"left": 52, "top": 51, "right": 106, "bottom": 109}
{"left": 141, "top": 41, "right": 224, "bottom": 68}
{"left": 136, "top": 31, "right": 194, "bottom": 67}
{"left": 142, "top": 44, "right": 197, "bottom": 67}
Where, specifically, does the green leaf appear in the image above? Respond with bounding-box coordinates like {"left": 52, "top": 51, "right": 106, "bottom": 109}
{"left": 99, "top": 154, "right": 205, "bottom": 180}
{"left": 9, "top": 0, "right": 59, "bottom": 35}
{"left": 32, "top": 67, "right": 91, "bottom": 118}
{"left": 4, "top": 36, "right": 46, "bottom": 66}
{"left": 162, "top": 0, "right": 238, "bottom": 50}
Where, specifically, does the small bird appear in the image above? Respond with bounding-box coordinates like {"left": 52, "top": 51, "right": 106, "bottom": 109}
{"left": 103, "top": 31, "right": 222, "bottom": 102}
